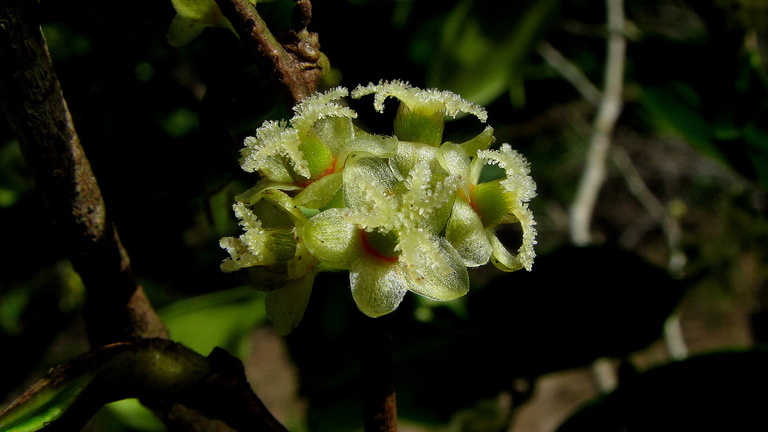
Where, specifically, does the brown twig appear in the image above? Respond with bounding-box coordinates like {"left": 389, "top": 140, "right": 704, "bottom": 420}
{"left": 0, "top": 0, "right": 168, "bottom": 348}
{"left": 0, "top": 339, "right": 288, "bottom": 432}
{"left": 214, "top": 0, "right": 323, "bottom": 108}
{"left": 359, "top": 319, "right": 398, "bottom": 432}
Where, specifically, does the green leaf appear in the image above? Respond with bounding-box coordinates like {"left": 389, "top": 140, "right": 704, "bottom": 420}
{"left": 104, "top": 399, "right": 166, "bottom": 432}
{"left": 743, "top": 124, "right": 768, "bottom": 187}
{"left": 429, "top": 0, "right": 560, "bottom": 106}
{"left": 170, "top": 0, "right": 224, "bottom": 24}
{"left": 0, "top": 374, "right": 94, "bottom": 432}
{"left": 160, "top": 288, "right": 267, "bottom": 359}
{"left": 0, "top": 341, "right": 211, "bottom": 432}
{"left": 640, "top": 83, "right": 727, "bottom": 163}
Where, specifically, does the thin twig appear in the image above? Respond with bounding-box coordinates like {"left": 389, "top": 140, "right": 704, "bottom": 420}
{"left": 611, "top": 146, "right": 689, "bottom": 359}
{"left": 566, "top": 0, "right": 626, "bottom": 394}
{"left": 537, "top": 41, "right": 602, "bottom": 107}
{"left": 611, "top": 147, "right": 686, "bottom": 273}
{"left": 569, "top": 0, "right": 627, "bottom": 246}
{"left": 358, "top": 318, "right": 397, "bottom": 432}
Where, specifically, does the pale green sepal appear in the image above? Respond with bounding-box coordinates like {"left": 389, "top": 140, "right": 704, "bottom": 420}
{"left": 349, "top": 259, "right": 409, "bottom": 318}
{"left": 445, "top": 199, "right": 493, "bottom": 267}
{"left": 266, "top": 271, "right": 315, "bottom": 336}
{"left": 293, "top": 172, "right": 343, "bottom": 209}
{"left": 403, "top": 237, "right": 469, "bottom": 301}
{"left": 456, "top": 125, "right": 496, "bottom": 155}
{"left": 302, "top": 208, "right": 358, "bottom": 269}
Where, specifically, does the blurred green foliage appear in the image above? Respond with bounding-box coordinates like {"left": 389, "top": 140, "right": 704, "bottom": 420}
{"left": 2, "top": 0, "right": 768, "bottom": 431}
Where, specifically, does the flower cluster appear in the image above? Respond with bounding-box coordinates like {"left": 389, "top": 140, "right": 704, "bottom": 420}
{"left": 220, "top": 81, "right": 537, "bottom": 334}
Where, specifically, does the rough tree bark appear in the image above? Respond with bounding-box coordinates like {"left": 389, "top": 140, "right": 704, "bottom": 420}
{"left": 0, "top": 0, "right": 168, "bottom": 348}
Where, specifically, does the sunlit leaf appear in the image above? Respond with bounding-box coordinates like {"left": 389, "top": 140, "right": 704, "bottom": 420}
{"left": 104, "top": 399, "right": 165, "bottom": 432}
{"left": 0, "top": 374, "right": 94, "bottom": 432}
{"left": 160, "top": 287, "right": 267, "bottom": 358}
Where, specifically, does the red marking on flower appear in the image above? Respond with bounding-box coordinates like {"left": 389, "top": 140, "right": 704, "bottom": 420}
{"left": 295, "top": 156, "right": 338, "bottom": 188}
{"left": 360, "top": 230, "right": 399, "bottom": 263}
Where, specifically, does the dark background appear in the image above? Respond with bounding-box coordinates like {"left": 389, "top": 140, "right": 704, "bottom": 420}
{"left": 2, "top": 0, "right": 768, "bottom": 431}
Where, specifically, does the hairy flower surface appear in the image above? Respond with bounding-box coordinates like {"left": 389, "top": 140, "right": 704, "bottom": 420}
{"left": 220, "top": 81, "right": 537, "bottom": 334}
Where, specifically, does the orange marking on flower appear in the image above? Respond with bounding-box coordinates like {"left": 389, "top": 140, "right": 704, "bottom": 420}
{"left": 458, "top": 184, "right": 480, "bottom": 214}
{"left": 360, "top": 230, "right": 399, "bottom": 263}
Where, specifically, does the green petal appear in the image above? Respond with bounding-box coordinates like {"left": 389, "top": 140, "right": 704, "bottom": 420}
{"left": 302, "top": 209, "right": 358, "bottom": 269}
{"left": 487, "top": 207, "right": 536, "bottom": 272}
{"left": 402, "top": 237, "right": 469, "bottom": 302}
{"left": 293, "top": 172, "right": 343, "bottom": 209}
{"left": 487, "top": 230, "right": 522, "bottom": 272}
{"left": 445, "top": 198, "right": 493, "bottom": 267}
{"left": 241, "top": 121, "right": 310, "bottom": 183}
{"left": 351, "top": 80, "right": 488, "bottom": 121}
{"left": 291, "top": 87, "right": 356, "bottom": 134}
{"left": 265, "top": 272, "right": 315, "bottom": 335}
{"left": 349, "top": 260, "right": 409, "bottom": 317}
